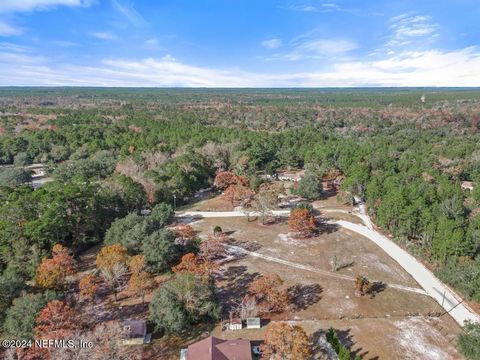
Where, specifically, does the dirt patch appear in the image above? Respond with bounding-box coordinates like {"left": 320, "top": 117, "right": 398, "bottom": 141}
{"left": 392, "top": 317, "right": 459, "bottom": 360}
{"left": 179, "top": 195, "right": 234, "bottom": 211}
{"left": 192, "top": 216, "right": 420, "bottom": 288}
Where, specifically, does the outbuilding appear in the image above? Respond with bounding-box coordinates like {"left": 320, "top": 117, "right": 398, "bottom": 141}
{"left": 246, "top": 317, "right": 261, "bottom": 329}
{"left": 121, "top": 320, "right": 151, "bottom": 345}
{"left": 229, "top": 318, "right": 243, "bottom": 331}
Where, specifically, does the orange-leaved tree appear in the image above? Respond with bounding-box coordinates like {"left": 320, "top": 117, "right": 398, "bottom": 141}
{"left": 354, "top": 275, "right": 372, "bottom": 297}
{"left": 214, "top": 171, "right": 247, "bottom": 190}
{"left": 175, "top": 224, "right": 197, "bottom": 245}
{"left": 248, "top": 273, "right": 288, "bottom": 314}
{"left": 127, "top": 270, "right": 155, "bottom": 305}
{"left": 96, "top": 244, "right": 129, "bottom": 301}
{"left": 79, "top": 273, "right": 99, "bottom": 302}
{"left": 288, "top": 208, "right": 317, "bottom": 238}
{"left": 172, "top": 253, "right": 217, "bottom": 277}
{"left": 128, "top": 254, "right": 145, "bottom": 274}
{"left": 34, "top": 300, "right": 78, "bottom": 340}
{"left": 95, "top": 244, "right": 129, "bottom": 272}
{"left": 199, "top": 233, "right": 226, "bottom": 261}
{"left": 36, "top": 244, "right": 75, "bottom": 290}
{"left": 222, "top": 183, "right": 254, "bottom": 206}
{"left": 261, "top": 322, "right": 310, "bottom": 360}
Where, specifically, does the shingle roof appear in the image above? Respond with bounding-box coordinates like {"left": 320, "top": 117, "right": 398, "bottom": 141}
{"left": 122, "top": 320, "right": 146, "bottom": 339}
{"left": 246, "top": 318, "right": 260, "bottom": 326}
{"left": 187, "top": 336, "right": 252, "bottom": 360}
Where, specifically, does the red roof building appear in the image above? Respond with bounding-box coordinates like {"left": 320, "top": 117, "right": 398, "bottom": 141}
{"left": 184, "top": 336, "right": 252, "bottom": 360}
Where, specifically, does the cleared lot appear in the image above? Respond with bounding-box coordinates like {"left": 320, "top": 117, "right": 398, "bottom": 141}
{"left": 190, "top": 215, "right": 464, "bottom": 359}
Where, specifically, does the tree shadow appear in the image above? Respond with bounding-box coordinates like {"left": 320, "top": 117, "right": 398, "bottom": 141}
{"left": 261, "top": 215, "right": 288, "bottom": 225}
{"left": 215, "top": 265, "right": 260, "bottom": 317}
{"left": 310, "top": 327, "right": 372, "bottom": 360}
{"left": 321, "top": 187, "right": 339, "bottom": 198}
{"left": 318, "top": 219, "right": 339, "bottom": 234}
{"left": 227, "top": 237, "right": 262, "bottom": 252}
{"left": 76, "top": 244, "right": 101, "bottom": 272}
{"left": 287, "top": 283, "right": 323, "bottom": 311}
{"left": 339, "top": 328, "right": 375, "bottom": 360}
{"left": 184, "top": 188, "right": 216, "bottom": 206}
{"left": 97, "top": 302, "right": 149, "bottom": 323}
{"left": 176, "top": 215, "right": 204, "bottom": 225}
{"left": 336, "top": 260, "right": 354, "bottom": 271}
{"left": 309, "top": 329, "right": 336, "bottom": 360}
{"left": 369, "top": 282, "right": 387, "bottom": 298}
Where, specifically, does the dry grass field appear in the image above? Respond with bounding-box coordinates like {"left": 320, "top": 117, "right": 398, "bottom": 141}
{"left": 184, "top": 195, "right": 464, "bottom": 360}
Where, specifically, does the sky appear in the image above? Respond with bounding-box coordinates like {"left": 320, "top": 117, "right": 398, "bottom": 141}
{"left": 0, "top": 0, "right": 479, "bottom": 87}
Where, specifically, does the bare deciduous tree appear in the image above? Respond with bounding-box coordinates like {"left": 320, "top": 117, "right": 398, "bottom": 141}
{"left": 49, "top": 322, "right": 140, "bottom": 360}
{"left": 237, "top": 294, "right": 260, "bottom": 319}
{"left": 100, "top": 263, "right": 128, "bottom": 302}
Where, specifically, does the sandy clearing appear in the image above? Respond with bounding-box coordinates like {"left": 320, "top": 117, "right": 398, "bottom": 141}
{"left": 225, "top": 244, "right": 427, "bottom": 296}
{"left": 177, "top": 208, "right": 480, "bottom": 326}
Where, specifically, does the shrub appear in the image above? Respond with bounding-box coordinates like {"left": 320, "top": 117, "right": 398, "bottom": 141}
{"left": 436, "top": 259, "right": 480, "bottom": 301}
{"left": 458, "top": 321, "right": 480, "bottom": 360}
{"left": 292, "top": 172, "right": 323, "bottom": 200}
{"left": 326, "top": 328, "right": 360, "bottom": 360}
{"left": 291, "top": 202, "right": 314, "bottom": 211}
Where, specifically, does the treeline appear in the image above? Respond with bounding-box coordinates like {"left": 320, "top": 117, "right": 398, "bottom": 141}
{"left": 1, "top": 87, "right": 480, "bottom": 107}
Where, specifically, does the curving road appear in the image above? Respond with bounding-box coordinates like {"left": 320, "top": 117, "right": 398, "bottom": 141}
{"left": 176, "top": 207, "right": 480, "bottom": 326}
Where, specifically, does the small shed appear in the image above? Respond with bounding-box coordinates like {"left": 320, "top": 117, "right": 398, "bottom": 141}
{"left": 122, "top": 320, "right": 151, "bottom": 345}
{"left": 229, "top": 318, "right": 243, "bottom": 331}
{"left": 246, "top": 317, "right": 261, "bottom": 329}
{"left": 179, "top": 348, "right": 188, "bottom": 360}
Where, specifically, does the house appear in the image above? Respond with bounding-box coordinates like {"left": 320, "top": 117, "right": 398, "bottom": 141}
{"left": 121, "top": 320, "right": 151, "bottom": 345}
{"left": 322, "top": 169, "right": 344, "bottom": 191}
{"left": 461, "top": 181, "right": 474, "bottom": 191}
{"left": 277, "top": 170, "right": 305, "bottom": 182}
{"left": 181, "top": 336, "right": 252, "bottom": 360}
{"left": 246, "top": 317, "right": 261, "bottom": 329}
{"left": 229, "top": 318, "right": 243, "bottom": 331}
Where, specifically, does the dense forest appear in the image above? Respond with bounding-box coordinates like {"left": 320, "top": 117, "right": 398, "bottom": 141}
{"left": 0, "top": 88, "right": 479, "bottom": 357}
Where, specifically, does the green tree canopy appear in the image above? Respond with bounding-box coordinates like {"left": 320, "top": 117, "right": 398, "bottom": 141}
{"left": 3, "top": 291, "right": 58, "bottom": 340}
{"left": 149, "top": 273, "right": 220, "bottom": 334}
{"left": 141, "top": 229, "right": 179, "bottom": 273}
{"left": 293, "top": 171, "right": 323, "bottom": 200}
{"left": 0, "top": 168, "right": 32, "bottom": 188}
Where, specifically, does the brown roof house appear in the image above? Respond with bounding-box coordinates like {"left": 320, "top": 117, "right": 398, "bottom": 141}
{"left": 180, "top": 336, "right": 252, "bottom": 360}
{"left": 121, "top": 320, "right": 151, "bottom": 346}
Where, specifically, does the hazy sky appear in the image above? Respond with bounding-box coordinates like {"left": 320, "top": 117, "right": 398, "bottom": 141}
{"left": 0, "top": 0, "right": 479, "bottom": 86}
